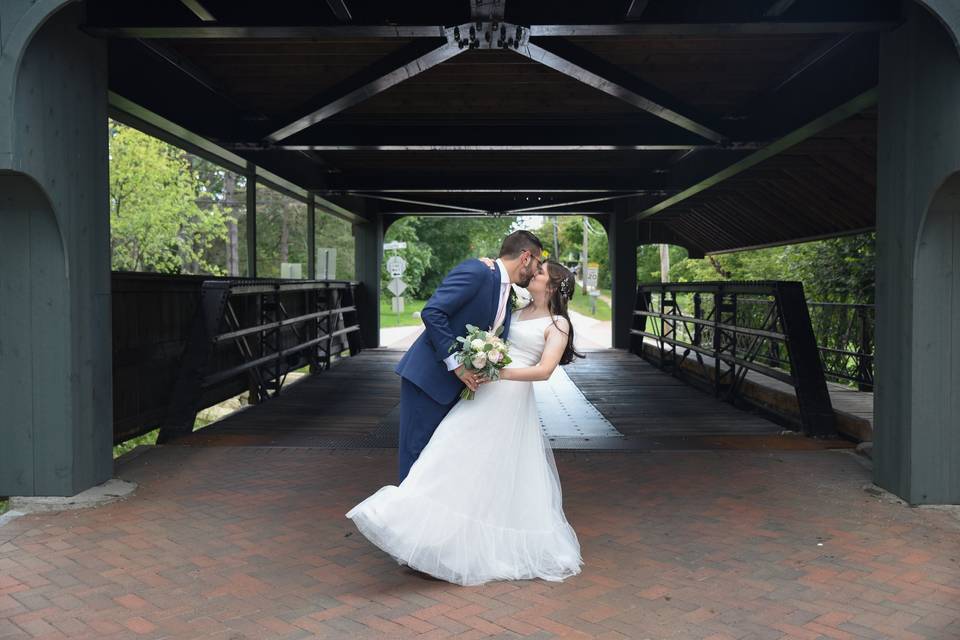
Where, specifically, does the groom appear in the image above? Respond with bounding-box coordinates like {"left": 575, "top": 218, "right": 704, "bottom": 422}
{"left": 394, "top": 230, "right": 544, "bottom": 482}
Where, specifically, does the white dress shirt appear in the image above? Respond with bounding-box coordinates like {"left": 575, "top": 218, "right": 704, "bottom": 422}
{"left": 444, "top": 258, "right": 511, "bottom": 371}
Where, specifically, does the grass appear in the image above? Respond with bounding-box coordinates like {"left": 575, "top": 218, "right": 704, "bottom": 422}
{"left": 569, "top": 289, "right": 612, "bottom": 321}
{"left": 380, "top": 297, "right": 427, "bottom": 327}
{"left": 113, "top": 428, "right": 159, "bottom": 459}
{"left": 0, "top": 499, "right": 7, "bottom": 515}
{"left": 379, "top": 294, "right": 613, "bottom": 324}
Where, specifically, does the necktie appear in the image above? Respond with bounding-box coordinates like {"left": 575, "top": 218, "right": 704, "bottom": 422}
{"left": 493, "top": 283, "right": 509, "bottom": 330}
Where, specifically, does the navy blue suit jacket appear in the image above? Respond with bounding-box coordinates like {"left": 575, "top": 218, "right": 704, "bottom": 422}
{"left": 395, "top": 259, "right": 513, "bottom": 405}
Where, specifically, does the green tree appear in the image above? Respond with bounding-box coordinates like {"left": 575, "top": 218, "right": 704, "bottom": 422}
{"left": 411, "top": 217, "right": 516, "bottom": 293}
{"left": 316, "top": 210, "right": 356, "bottom": 280}
{"left": 661, "top": 232, "right": 875, "bottom": 303}
{"left": 558, "top": 216, "right": 610, "bottom": 288}
{"left": 255, "top": 185, "right": 309, "bottom": 278}
{"left": 109, "top": 122, "right": 228, "bottom": 274}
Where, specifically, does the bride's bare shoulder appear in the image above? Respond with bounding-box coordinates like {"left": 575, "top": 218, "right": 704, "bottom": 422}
{"left": 545, "top": 316, "right": 570, "bottom": 335}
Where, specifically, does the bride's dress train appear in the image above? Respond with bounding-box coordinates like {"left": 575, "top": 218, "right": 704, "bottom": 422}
{"left": 345, "top": 312, "right": 583, "bottom": 586}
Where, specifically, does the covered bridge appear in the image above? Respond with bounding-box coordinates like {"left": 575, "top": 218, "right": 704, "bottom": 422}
{"left": 1, "top": 0, "right": 958, "bottom": 504}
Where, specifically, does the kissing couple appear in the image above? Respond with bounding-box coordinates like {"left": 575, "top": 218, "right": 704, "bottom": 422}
{"left": 347, "top": 230, "right": 585, "bottom": 586}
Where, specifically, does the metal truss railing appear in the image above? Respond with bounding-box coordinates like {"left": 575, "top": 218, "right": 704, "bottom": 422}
{"left": 157, "top": 279, "right": 362, "bottom": 443}
{"left": 629, "top": 281, "right": 836, "bottom": 437}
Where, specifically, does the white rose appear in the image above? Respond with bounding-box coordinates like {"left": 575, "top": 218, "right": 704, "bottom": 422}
{"left": 487, "top": 350, "right": 502, "bottom": 364}
{"left": 470, "top": 338, "right": 485, "bottom": 351}
{"left": 471, "top": 353, "right": 487, "bottom": 369}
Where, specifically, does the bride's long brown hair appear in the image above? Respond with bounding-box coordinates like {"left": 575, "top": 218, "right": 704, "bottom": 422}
{"left": 543, "top": 261, "right": 585, "bottom": 365}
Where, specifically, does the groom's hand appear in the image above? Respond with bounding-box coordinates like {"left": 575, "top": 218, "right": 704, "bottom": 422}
{"left": 454, "top": 365, "right": 480, "bottom": 392}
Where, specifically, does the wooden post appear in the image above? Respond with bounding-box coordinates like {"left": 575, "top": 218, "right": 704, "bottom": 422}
{"left": 354, "top": 210, "right": 382, "bottom": 349}
{"left": 581, "top": 216, "right": 589, "bottom": 294}
{"left": 246, "top": 162, "right": 257, "bottom": 278}
{"left": 608, "top": 206, "right": 638, "bottom": 349}
{"left": 307, "top": 192, "right": 317, "bottom": 280}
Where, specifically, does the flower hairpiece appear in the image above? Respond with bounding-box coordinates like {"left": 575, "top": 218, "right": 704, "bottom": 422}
{"left": 558, "top": 277, "right": 573, "bottom": 300}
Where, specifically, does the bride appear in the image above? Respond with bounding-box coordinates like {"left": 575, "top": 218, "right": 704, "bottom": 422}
{"left": 345, "top": 261, "right": 585, "bottom": 586}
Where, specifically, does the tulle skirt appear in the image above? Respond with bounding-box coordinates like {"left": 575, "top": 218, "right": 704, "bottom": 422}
{"left": 345, "top": 376, "right": 583, "bottom": 586}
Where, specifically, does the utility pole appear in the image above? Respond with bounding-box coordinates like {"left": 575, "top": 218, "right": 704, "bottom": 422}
{"left": 660, "top": 244, "right": 671, "bottom": 283}
{"left": 552, "top": 216, "right": 560, "bottom": 259}
{"left": 581, "top": 216, "right": 589, "bottom": 294}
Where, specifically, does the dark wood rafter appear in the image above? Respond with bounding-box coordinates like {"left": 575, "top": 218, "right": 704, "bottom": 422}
{"left": 345, "top": 192, "right": 487, "bottom": 214}
{"left": 502, "top": 192, "right": 656, "bottom": 215}
{"left": 179, "top": 0, "right": 215, "bottom": 22}
{"left": 233, "top": 143, "right": 739, "bottom": 152}
{"left": 513, "top": 38, "right": 727, "bottom": 144}
{"left": 706, "top": 226, "right": 875, "bottom": 255}
{"left": 83, "top": 22, "right": 899, "bottom": 40}
{"left": 764, "top": 0, "right": 797, "bottom": 17}
{"left": 265, "top": 34, "right": 466, "bottom": 142}
{"left": 627, "top": 88, "right": 878, "bottom": 222}
{"left": 470, "top": 0, "right": 506, "bottom": 21}
{"left": 263, "top": 120, "right": 716, "bottom": 148}
{"left": 625, "top": 0, "right": 650, "bottom": 20}
{"left": 325, "top": 0, "right": 352, "bottom": 22}
{"left": 134, "top": 39, "right": 267, "bottom": 123}
{"left": 683, "top": 203, "right": 754, "bottom": 247}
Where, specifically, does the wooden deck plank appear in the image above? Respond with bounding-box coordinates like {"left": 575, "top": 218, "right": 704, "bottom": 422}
{"left": 171, "top": 348, "right": 853, "bottom": 450}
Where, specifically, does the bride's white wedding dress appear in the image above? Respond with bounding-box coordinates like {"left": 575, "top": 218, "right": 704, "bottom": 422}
{"left": 345, "top": 310, "right": 584, "bottom": 586}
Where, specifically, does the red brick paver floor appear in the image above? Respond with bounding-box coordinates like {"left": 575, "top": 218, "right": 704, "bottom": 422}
{"left": 1, "top": 446, "right": 958, "bottom": 639}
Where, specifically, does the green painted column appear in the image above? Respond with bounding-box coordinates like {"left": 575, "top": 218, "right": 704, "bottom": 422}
{"left": 354, "top": 212, "right": 383, "bottom": 349}
{"left": 307, "top": 193, "right": 317, "bottom": 279}
{"left": 0, "top": 3, "right": 113, "bottom": 496}
{"left": 874, "top": 3, "right": 960, "bottom": 505}
{"left": 246, "top": 163, "right": 257, "bottom": 278}
{"left": 608, "top": 206, "right": 639, "bottom": 350}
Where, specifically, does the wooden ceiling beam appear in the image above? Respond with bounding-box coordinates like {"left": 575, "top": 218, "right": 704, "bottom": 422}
{"left": 471, "top": 0, "right": 506, "bottom": 21}
{"left": 325, "top": 0, "right": 353, "bottom": 22}
{"left": 706, "top": 226, "right": 874, "bottom": 255}
{"left": 265, "top": 33, "right": 465, "bottom": 142}
{"left": 625, "top": 0, "right": 650, "bottom": 20}
{"left": 246, "top": 119, "right": 753, "bottom": 150}
{"left": 513, "top": 38, "right": 727, "bottom": 143}
{"left": 626, "top": 88, "right": 877, "bottom": 222}
{"left": 179, "top": 0, "right": 215, "bottom": 22}
{"left": 764, "top": 0, "right": 797, "bottom": 18}
{"left": 83, "top": 21, "right": 898, "bottom": 40}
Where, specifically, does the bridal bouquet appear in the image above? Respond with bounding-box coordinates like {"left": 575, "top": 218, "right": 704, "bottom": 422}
{"left": 450, "top": 324, "right": 512, "bottom": 400}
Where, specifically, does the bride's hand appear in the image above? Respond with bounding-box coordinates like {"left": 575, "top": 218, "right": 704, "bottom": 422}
{"left": 478, "top": 257, "right": 495, "bottom": 269}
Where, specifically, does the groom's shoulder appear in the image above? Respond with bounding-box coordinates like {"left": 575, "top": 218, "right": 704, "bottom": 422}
{"left": 448, "top": 258, "right": 490, "bottom": 277}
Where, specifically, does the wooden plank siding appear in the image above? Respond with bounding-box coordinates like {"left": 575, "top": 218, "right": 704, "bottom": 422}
{"left": 111, "top": 273, "right": 358, "bottom": 444}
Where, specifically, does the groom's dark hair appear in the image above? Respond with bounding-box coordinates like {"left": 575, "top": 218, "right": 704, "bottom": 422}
{"left": 498, "top": 230, "right": 543, "bottom": 259}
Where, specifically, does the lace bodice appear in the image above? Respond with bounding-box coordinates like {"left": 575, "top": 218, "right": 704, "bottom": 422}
{"left": 504, "top": 310, "right": 560, "bottom": 367}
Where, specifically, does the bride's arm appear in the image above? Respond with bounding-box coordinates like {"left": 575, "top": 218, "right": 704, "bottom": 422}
{"left": 498, "top": 318, "right": 570, "bottom": 382}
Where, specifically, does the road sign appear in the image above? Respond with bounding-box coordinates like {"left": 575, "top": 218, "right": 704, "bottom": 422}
{"left": 585, "top": 262, "right": 600, "bottom": 289}
{"left": 383, "top": 240, "right": 408, "bottom": 251}
{"left": 391, "top": 296, "right": 405, "bottom": 313}
{"left": 387, "top": 277, "right": 407, "bottom": 297}
{"left": 386, "top": 255, "right": 407, "bottom": 277}
{"left": 280, "top": 262, "right": 302, "bottom": 279}
{"left": 316, "top": 248, "right": 337, "bottom": 279}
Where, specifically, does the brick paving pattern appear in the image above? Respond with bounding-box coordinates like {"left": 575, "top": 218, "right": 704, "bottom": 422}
{"left": 1, "top": 446, "right": 958, "bottom": 639}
